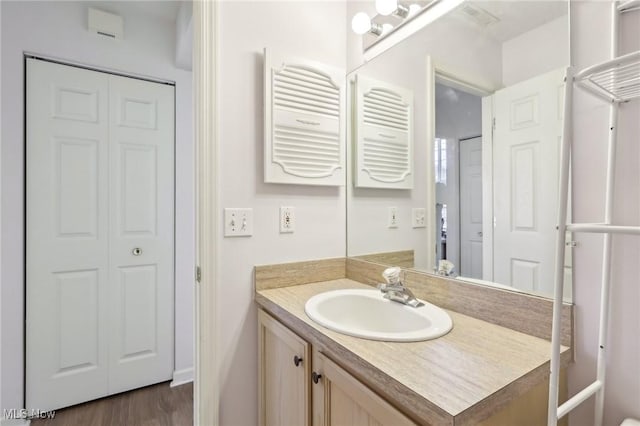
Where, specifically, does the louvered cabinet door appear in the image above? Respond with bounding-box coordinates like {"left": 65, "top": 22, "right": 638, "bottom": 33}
{"left": 264, "top": 49, "right": 345, "bottom": 186}
{"left": 354, "top": 75, "right": 414, "bottom": 189}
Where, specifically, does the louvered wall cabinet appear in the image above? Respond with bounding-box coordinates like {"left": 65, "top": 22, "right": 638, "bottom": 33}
{"left": 352, "top": 74, "right": 414, "bottom": 189}
{"left": 264, "top": 49, "right": 345, "bottom": 186}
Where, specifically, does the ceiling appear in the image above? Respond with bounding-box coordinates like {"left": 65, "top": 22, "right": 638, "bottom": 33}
{"left": 450, "top": 1, "right": 568, "bottom": 43}
{"left": 87, "top": 0, "right": 185, "bottom": 23}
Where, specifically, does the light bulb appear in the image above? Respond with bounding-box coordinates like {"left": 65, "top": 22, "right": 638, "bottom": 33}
{"left": 376, "top": 0, "right": 398, "bottom": 16}
{"left": 408, "top": 4, "right": 421, "bottom": 17}
{"left": 351, "top": 12, "right": 372, "bottom": 35}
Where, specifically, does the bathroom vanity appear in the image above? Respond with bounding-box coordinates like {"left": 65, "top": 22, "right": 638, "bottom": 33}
{"left": 255, "top": 260, "right": 573, "bottom": 426}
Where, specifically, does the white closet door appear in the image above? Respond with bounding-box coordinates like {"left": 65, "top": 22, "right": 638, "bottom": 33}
{"left": 492, "top": 68, "right": 565, "bottom": 294}
{"left": 107, "top": 74, "right": 174, "bottom": 394}
{"left": 26, "top": 58, "right": 110, "bottom": 411}
{"left": 26, "top": 59, "right": 175, "bottom": 411}
{"left": 459, "top": 137, "right": 483, "bottom": 279}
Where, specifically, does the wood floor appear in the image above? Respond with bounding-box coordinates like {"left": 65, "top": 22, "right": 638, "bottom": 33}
{"left": 31, "top": 382, "right": 193, "bottom": 426}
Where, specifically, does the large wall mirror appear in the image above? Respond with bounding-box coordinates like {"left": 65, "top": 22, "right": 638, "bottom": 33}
{"left": 346, "top": 0, "right": 572, "bottom": 300}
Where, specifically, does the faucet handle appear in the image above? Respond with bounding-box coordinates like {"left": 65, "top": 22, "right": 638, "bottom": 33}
{"left": 382, "top": 267, "right": 402, "bottom": 285}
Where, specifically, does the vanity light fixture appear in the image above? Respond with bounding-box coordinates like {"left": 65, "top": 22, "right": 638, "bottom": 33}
{"left": 352, "top": 1, "right": 433, "bottom": 39}
{"left": 352, "top": 12, "right": 394, "bottom": 36}
{"left": 376, "top": 0, "right": 410, "bottom": 18}
{"left": 375, "top": 0, "right": 422, "bottom": 19}
{"left": 351, "top": 12, "right": 384, "bottom": 36}
{"left": 362, "top": 0, "right": 466, "bottom": 62}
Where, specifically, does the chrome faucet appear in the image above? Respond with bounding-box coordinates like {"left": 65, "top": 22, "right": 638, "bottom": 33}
{"left": 377, "top": 267, "right": 423, "bottom": 308}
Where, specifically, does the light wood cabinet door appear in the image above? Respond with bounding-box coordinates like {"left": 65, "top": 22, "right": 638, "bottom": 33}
{"left": 258, "top": 310, "right": 311, "bottom": 426}
{"left": 312, "top": 351, "right": 416, "bottom": 426}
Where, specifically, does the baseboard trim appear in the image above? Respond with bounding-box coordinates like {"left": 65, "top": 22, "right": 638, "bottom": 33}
{"left": 170, "top": 367, "right": 194, "bottom": 387}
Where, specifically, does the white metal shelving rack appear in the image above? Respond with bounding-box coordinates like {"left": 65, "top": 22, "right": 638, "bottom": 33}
{"left": 548, "top": 1, "right": 640, "bottom": 425}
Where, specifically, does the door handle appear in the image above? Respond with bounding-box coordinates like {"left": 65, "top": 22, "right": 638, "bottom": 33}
{"left": 477, "top": 232, "right": 483, "bottom": 237}
{"left": 132, "top": 247, "right": 142, "bottom": 256}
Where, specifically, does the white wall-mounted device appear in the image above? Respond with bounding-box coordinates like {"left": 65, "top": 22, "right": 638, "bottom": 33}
{"left": 88, "top": 8, "right": 124, "bottom": 40}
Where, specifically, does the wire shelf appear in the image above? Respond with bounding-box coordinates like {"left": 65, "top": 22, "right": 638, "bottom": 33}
{"left": 618, "top": 0, "right": 640, "bottom": 13}
{"left": 574, "top": 50, "right": 640, "bottom": 103}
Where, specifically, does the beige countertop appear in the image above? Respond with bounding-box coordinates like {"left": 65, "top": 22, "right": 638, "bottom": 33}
{"left": 255, "top": 278, "right": 570, "bottom": 426}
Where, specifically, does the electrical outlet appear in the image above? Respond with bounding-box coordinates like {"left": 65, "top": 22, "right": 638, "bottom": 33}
{"left": 388, "top": 207, "right": 398, "bottom": 228}
{"left": 280, "top": 206, "right": 295, "bottom": 233}
{"left": 224, "top": 208, "right": 253, "bottom": 237}
{"left": 412, "top": 208, "right": 426, "bottom": 228}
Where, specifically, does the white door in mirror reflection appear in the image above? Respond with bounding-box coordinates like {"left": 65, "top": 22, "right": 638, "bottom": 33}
{"left": 460, "top": 137, "right": 483, "bottom": 279}
{"left": 491, "top": 68, "right": 565, "bottom": 295}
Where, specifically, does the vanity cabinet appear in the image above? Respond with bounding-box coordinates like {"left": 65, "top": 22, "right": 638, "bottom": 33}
{"left": 311, "top": 350, "right": 415, "bottom": 426}
{"left": 258, "top": 310, "right": 414, "bottom": 426}
{"left": 258, "top": 310, "right": 311, "bottom": 426}
{"left": 258, "top": 307, "right": 566, "bottom": 426}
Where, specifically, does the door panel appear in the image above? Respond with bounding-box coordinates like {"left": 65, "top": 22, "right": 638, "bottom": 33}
{"left": 120, "top": 144, "right": 158, "bottom": 235}
{"left": 118, "top": 96, "right": 158, "bottom": 129}
{"left": 54, "top": 269, "right": 100, "bottom": 375}
{"left": 27, "top": 58, "right": 110, "bottom": 411}
{"left": 119, "top": 265, "right": 158, "bottom": 361}
{"left": 492, "top": 68, "right": 565, "bottom": 294}
{"left": 27, "top": 58, "right": 175, "bottom": 410}
{"left": 460, "top": 137, "right": 483, "bottom": 279}
{"left": 56, "top": 138, "right": 100, "bottom": 237}
{"left": 108, "top": 74, "right": 174, "bottom": 394}
{"left": 52, "top": 86, "right": 99, "bottom": 122}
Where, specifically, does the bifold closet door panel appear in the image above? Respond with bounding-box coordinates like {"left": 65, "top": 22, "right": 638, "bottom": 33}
{"left": 107, "top": 74, "right": 175, "bottom": 394}
{"left": 26, "top": 58, "right": 111, "bottom": 411}
{"left": 27, "top": 58, "right": 175, "bottom": 411}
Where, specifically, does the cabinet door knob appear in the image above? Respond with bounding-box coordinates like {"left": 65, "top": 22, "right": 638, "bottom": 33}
{"left": 312, "top": 372, "right": 322, "bottom": 384}
{"left": 293, "top": 355, "right": 303, "bottom": 367}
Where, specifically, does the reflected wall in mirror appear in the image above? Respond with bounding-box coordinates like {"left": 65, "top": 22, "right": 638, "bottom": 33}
{"left": 347, "top": 0, "right": 572, "bottom": 300}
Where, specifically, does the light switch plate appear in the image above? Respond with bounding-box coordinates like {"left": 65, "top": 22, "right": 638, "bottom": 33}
{"left": 224, "top": 208, "right": 253, "bottom": 237}
{"left": 388, "top": 207, "right": 398, "bottom": 228}
{"left": 412, "top": 208, "right": 426, "bottom": 228}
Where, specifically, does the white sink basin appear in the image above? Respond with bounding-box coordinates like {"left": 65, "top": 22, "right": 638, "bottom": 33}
{"left": 304, "top": 289, "right": 453, "bottom": 342}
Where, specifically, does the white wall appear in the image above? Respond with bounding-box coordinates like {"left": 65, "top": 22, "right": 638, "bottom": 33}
{"left": 217, "top": 1, "right": 346, "bottom": 424}
{"left": 502, "top": 16, "right": 569, "bottom": 87}
{"left": 0, "top": 1, "right": 194, "bottom": 414}
{"left": 569, "top": 3, "right": 640, "bottom": 425}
